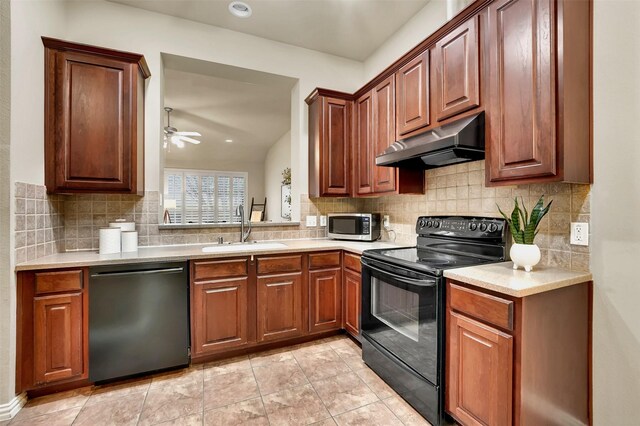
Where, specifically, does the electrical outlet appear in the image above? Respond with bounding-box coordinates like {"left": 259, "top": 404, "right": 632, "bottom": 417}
{"left": 306, "top": 215, "right": 317, "bottom": 227}
{"left": 319, "top": 215, "right": 327, "bottom": 227}
{"left": 383, "top": 215, "right": 391, "bottom": 230}
{"left": 570, "top": 222, "right": 589, "bottom": 246}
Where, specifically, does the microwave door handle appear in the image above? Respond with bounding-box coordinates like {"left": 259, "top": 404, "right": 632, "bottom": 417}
{"left": 364, "top": 263, "right": 436, "bottom": 287}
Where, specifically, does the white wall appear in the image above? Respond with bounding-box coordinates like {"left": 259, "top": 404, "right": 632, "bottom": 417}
{"left": 264, "top": 131, "right": 291, "bottom": 221}
{"left": 363, "top": 0, "right": 447, "bottom": 80}
{"left": 3, "top": 0, "right": 67, "bottom": 410}
{"left": 592, "top": 1, "right": 640, "bottom": 422}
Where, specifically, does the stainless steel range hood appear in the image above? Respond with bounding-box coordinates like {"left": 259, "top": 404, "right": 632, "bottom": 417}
{"left": 376, "top": 112, "right": 484, "bottom": 169}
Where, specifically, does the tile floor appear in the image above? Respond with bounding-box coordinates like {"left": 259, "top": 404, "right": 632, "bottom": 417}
{"left": 6, "top": 335, "right": 431, "bottom": 426}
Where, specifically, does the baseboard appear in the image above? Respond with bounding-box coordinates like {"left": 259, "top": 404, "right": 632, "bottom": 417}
{"left": 0, "top": 392, "right": 27, "bottom": 421}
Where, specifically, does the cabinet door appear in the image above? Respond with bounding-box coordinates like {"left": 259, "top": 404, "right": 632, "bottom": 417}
{"left": 33, "top": 292, "right": 84, "bottom": 385}
{"left": 396, "top": 51, "right": 430, "bottom": 137}
{"left": 447, "top": 311, "right": 513, "bottom": 426}
{"left": 257, "top": 272, "right": 304, "bottom": 342}
{"left": 321, "top": 97, "right": 351, "bottom": 196}
{"left": 372, "top": 76, "right": 397, "bottom": 193}
{"left": 50, "top": 51, "right": 137, "bottom": 192}
{"left": 342, "top": 269, "right": 361, "bottom": 337}
{"left": 434, "top": 16, "right": 480, "bottom": 121}
{"left": 192, "top": 277, "right": 249, "bottom": 356}
{"left": 487, "top": 0, "right": 557, "bottom": 183}
{"left": 355, "top": 91, "right": 374, "bottom": 196}
{"left": 309, "top": 268, "right": 342, "bottom": 333}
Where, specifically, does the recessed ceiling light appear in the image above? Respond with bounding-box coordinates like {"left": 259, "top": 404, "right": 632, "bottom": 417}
{"left": 228, "top": 1, "right": 252, "bottom": 18}
{"left": 225, "top": 139, "right": 233, "bottom": 143}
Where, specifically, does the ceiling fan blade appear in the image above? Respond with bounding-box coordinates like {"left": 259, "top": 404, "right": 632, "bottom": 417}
{"left": 176, "top": 136, "right": 201, "bottom": 145}
{"left": 173, "top": 131, "right": 201, "bottom": 137}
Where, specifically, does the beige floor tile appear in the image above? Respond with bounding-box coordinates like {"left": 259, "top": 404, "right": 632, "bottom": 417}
{"left": 139, "top": 378, "right": 203, "bottom": 426}
{"left": 249, "top": 347, "right": 294, "bottom": 368}
{"left": 294, "top": 348, "right": 351, "bottom": 382}
{"left": 204, "top": 397, "right": 269, "bottom": 425}
{"left": 310, "top": 418, "right": 337, "bottom": 426}
{"left": 262, "top": 384, "right": 331, "bottom": 425}
{"left": 74, "top": 392, "right": 145, "bottom": 426}
{"left": 382, "top": 395, "right": 432, "bottom": 426}
{"left": 338, "top": 353, "right": 367, "bottom": 372}
{"left": 354, "top": 368, "right": 396, "bottom": 399}
{"left": 332, "top": 343, "right": 361, "bottom": 360}
{"left": 8, "top": 406, "right": 81, "bottom": 426}
{"left": 311, "top": 372, "right": 378, "bottom": 416}
{"left": 290, "top": 339, "right": 334, "bottom": 357}
{"left": 154, "top": 413, "right": 204, "bottom": 425}
{"left": 11, "top": 388, "right": 91, "bottom": 421}
{"left": 327, "top": 337, "right": 360, "bottom": 352}
{"left": 203, "top": 368, "right": 260, "bottom": 411}
{"left": 150, "top": 365, "right": 204, "bottom": 388}
{"left": 334, "top": 401, "right": 403, "bottom": 426}
{"left": 252, "top": 358, "right": 309, "bottom": 396}
{"left": 86, "top": 377, "right": 151, "bottom": 406}
{"left": 203, "top": 355, "right": 251, "bottom": 378}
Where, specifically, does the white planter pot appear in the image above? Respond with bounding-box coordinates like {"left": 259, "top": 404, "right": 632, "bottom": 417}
{"left": 510, "top": 243, "right": 541, "bottom": 272}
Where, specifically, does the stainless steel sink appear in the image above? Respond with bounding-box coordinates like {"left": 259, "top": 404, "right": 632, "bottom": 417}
{"left": 202, "top": 241, "right": 287, "bottom": 253}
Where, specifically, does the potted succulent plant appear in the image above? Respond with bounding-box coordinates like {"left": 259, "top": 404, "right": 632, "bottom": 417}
{"left": 497, "top": 195, "right": 552, "bottom": 272}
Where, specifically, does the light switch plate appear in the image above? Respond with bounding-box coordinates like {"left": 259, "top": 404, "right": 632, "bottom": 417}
{"left": 570, "top": 222, "right": 589, "bottom": 246}
{"left": 383, "top": 215, "right": 391, "bottom": 230}
{"left": 306, "top": 215, "right": 317, "bottom": 227}
{"left": 319, "top": 215, "right": 327, "bottom": 227}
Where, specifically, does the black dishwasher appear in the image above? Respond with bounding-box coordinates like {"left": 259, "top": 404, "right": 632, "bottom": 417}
{"left": 89, "top": 262, "right": 190, "bottom": 382}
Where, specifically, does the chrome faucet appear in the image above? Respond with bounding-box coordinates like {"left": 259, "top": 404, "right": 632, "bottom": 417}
{"left": 235, "top": 205, "right": 252, "bottom": 242}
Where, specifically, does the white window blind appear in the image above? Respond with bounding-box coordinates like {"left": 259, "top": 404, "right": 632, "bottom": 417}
{"left": 164, "top": 169, "right": 247, "bottom": 225}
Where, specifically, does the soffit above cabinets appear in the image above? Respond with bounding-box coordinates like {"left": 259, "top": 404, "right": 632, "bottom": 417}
{"left": 107, "top": 0, "right": 430, "bottom": 61}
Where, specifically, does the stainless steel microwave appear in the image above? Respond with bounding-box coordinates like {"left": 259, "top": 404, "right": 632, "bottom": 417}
{"left": 327, "top": 213, "right": 381, "bottom": 241}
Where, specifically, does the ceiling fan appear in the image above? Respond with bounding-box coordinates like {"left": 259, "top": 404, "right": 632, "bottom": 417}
{"left": 163, "top": 107, "right": 201, "bottom": 149}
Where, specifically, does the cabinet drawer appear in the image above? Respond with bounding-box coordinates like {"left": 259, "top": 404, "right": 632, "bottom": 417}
{"left": 309, "top": 252, "right": 341, "bottom": 269}
{"left": 343, "top": 253, "right": 361, "bottom": 273}
{"left": 449, "top": 283, "right": 514, "bottom": 331}
{"left": 257, "top": 255, "right": 302, "bottom": 275}
{"left": 193, "top": 259, "right": 248, "bottom": 280}
{"left": 35, "top": 270, "right": 83, "bottom": 295}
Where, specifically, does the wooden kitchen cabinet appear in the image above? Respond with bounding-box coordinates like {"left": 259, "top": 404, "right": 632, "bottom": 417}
{"left": 446, "top": 279, "right": 591, "bottom": 426}
{"left": 17, "top": 269, "right": 89, "bottom": 392}
{"left": 257, "top": 272, "right": 304, "bottom": 342}
{"left": 308, "top": 252, "right": 342, "bottom": 333}
{"left": 342, "top": 252, "right": 362, "bottom": 339}
{"left": 486, "top": 0, "right": 591, "bottom": 185}
{"left": 191, "top": 258, "right": 251, "bottom": 357}
{"left": 306, "top": 89, "right": 352, "bottom": 197}
{"left": 395, "top": 51, "right": 430, "bottom": 138}
{"left": 354, "top": 91, "right": 374, "bottom": 195}
{"left": 372, "top": 76, "right": 397, "bottom": 193}
{"left": 42, "top": 37, "right": 150, "bottom": 195}
{"left": 433, "top": 16, "right": 480, "bottom": 122}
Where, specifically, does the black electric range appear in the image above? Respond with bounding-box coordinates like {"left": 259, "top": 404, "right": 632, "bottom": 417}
{"left": 360, "top": 216, "right": 508, "bottom": 425}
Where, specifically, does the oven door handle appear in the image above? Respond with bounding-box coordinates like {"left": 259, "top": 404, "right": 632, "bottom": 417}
{"left": 363, "top": 261, "right": 436, "bottom": 287}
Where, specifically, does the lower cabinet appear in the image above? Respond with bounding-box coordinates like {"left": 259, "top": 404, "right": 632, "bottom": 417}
{"left": 257, "top": 272, "right": 304, "bottom": 342}
{"left": 309, "top": 268, "right": 342, "bottom": 333}
{"left": 191, "top": 277, "right": 249, "bottom": 356}
{"left": 342, "top": 252, "right": 362, "bottom": 338}
{"left": 17, "top": 269, "right": 88, "bottom": 392}
{"left": 446, "top": 279, "right": 591, "bottom": 426}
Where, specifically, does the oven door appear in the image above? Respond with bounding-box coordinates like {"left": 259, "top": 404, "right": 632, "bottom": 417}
{"left": 361, "top": 256, "right": 440, "bottom": 385}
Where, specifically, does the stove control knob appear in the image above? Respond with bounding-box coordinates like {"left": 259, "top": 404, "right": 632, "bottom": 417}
{"left": 434, "top": 221, "right": 441, "bottom": 228}
{"left": 426, "top": 220, "right": 432, "bottom": 227}
{"left": 480, "top": 223, "right": 488, "bottom": 231}
{"left": 419, "top": 219, "right": 426, "bottom": 228}
{"left": 470, "top": 223, "right": 478, "bottom": 231}
{"left": 489, "top": 223, "right": 498, "bottom": 232}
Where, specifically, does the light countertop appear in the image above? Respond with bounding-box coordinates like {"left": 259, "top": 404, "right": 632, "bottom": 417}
{"left": 15, "top": 239, "right": 401, "bottom": 271}
{"left": 444, "top": 262, "right": 592, "bottom": 297}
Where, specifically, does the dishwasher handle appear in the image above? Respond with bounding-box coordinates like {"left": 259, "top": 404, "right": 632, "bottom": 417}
{"left": 90, "top": 267, "right": 184, "bottom": 278}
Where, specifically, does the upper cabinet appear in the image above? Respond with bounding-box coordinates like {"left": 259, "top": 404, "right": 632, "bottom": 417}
{"left": 486, "top": 0, "right": 592, "bottom": 185}
{"left": 395, "top": 51, "right": 430, "bottom": 138}
{"left": 43, "top": 37, "right": 150, "bottom": 195}
{"left": 434, "top": 16, "right": 480, "bottom": 122}
{"left": 372, "top": 76, "right": 397, "bottom": 194}
{"left": 306, "top": 90, "right": 352, "bottom": 197}
{"left": 354, "top": 91, "right": 374, "bottom": 195}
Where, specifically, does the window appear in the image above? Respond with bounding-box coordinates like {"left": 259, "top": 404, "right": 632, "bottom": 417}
{"left": 164, "top": 169, "right": 247, "bottom": 224}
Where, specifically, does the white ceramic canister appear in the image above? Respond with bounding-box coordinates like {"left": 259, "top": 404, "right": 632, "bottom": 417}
{"left": 99, "top": 227, "right": 121, "bottom": 255}
{"left": 121, "top": 231, "right": 139, "bottom": 252}
{"left": 109, "top": 219, "right": 136, "bottom": 232}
